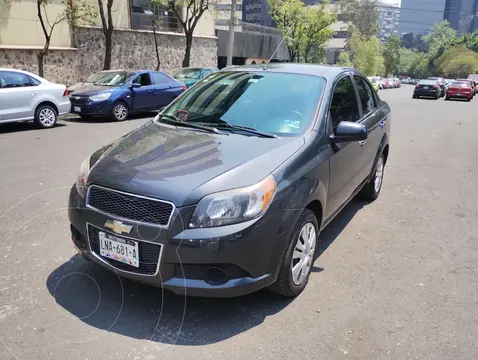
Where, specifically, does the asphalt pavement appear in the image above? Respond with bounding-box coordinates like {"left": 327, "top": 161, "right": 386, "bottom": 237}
{"left": 0, "top": 87, "right": 477, "bottom": 360}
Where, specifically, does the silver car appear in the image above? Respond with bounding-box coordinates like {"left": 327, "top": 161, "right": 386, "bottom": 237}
{"left": 0, "top": 68, "right": 70, "bottom": 128}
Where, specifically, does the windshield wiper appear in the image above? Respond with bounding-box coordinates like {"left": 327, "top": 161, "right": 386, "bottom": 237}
{"left": 159, "top": 114, "right": 221, "bottom": 134}
{"left": 205, "top": 122, "right": 278, "bottom": 138}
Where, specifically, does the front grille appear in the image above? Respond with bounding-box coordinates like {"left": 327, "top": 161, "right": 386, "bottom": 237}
{"left": 87, "top": 185, "right": 174, "bottom": 226}
{"left": 69, "top": 95, "right": 90, "bottom": 105}
{"left": 88, "top": 225, "right": 161, "bottom": 275}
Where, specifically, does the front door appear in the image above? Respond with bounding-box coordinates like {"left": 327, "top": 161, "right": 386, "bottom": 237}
{"left": 151, "top": 72, "right": 173, "bottom": 109}
{"left": 326, "top": 75, "right": 364, "bottom": 219}
{"left": 0, "top": 71, "right": 37, "bottom": 122}
{"left": 131, "top": 73, "right": 155, "bottom": 111}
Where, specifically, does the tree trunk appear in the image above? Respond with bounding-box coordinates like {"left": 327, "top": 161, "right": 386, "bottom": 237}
{"left": 152, "top": 23, "right": 160, "bottom": 70}
{"left": 37, "top": 52, "right": 45, "bottom": 78}
{"left": 226, "top": 0, "right": 236, "bottom": 66}
{"left": 104, "top": 29, "right": 113, "bottom": 70}
{"left": 183, "top": 32, "right": 193, "bottom": 67}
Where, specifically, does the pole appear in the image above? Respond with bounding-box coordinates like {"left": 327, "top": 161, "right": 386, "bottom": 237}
{"left": 226, "top": 0, "right": 236, "bottom": 66}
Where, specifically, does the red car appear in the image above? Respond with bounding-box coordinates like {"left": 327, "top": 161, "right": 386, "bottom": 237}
{"left": 445, "top": 81, "right": 473, "bottom": 101}
{"left": 456, "top": 79, "right": 476, "bottom": 97}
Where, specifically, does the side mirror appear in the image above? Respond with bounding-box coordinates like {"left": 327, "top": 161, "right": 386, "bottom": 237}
{"left": 330, "top": 121, "right": 367, "bottom": 143}
{"left": 130, "top": 83, "right": 141, "bottom": 89}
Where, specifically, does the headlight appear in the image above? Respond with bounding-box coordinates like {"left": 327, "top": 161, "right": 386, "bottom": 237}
{"left": 189, "top": 175, "right": 276, "bottom": 228}
{"left": 75, "top": 156, "right": 91, "bottom": 198}
{"left": 89, "top": 93, "right": 111, "bottom": 102}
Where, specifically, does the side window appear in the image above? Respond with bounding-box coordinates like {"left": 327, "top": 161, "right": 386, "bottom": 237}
{"left": 202, "top": 69, "right": 212, "bottom": 78}
{"left": 151, "top": 72, "right": 167, "bottom": 84}
{"left": 354, "top": 75, "right": 376, "bottom": 115}
{"left": 329, "top": 76, "right": 360, "bottom": 131}
{"left": 135, "top": 73, "right": 152, "bottom": 86}
{"left": 0, "top": 71, "right": 35, "bottom": 89}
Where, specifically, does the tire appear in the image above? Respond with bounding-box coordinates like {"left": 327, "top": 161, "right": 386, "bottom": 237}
{"left": 269, "top": 209, "right": 318, "bottom": 297}
{"left": 111, "top": 102, "right": 129, "bottom": 121}
{"left": 435, "top": 95, "right": 439, "bottom": 100}
{"left": 413, "top": 95, "right": 417, "bottom": 99}
{"left": 467, "top": 98, "right": 471, "bottom": 102}
{"left": 360, "top": 152, "right": 385, "bottom": 201}
{"left": 34, "top": 104, "right": 57, "bottom": 129}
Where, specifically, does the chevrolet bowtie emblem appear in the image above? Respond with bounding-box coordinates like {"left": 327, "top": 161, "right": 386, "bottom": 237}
{"left": 104, "top": 220, "right": 133, "bottom": 234}
{"left": 74, "top": 96, "right": 80, "bottom": 100}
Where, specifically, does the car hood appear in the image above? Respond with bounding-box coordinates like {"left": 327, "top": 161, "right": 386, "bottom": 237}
{"left": 87, "top": 121, "right": 305, "bottom": 207}
{"left": 70, "top": 84, "right": 119, "bottom": 96}
{"left": 68, "top": 82, "right": 93, "bottom": 92}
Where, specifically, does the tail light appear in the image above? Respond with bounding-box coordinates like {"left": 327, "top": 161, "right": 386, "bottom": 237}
{"left": 182, "top": 85, "right": 187, "bottom": 90}
{"left": 415, "top": 84, "right": 419, "bottom": 88}
{"left": 63, "top": 89, "right": 69, "bottom": 97}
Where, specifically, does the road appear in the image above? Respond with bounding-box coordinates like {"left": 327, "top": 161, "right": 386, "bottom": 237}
{"left": 0, "top": 87, "right": 477, "bottom": 360}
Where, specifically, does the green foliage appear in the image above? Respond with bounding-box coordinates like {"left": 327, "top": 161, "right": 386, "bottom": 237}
{"left": 337, "top": 0, "right": 379, "bottom": 38}
{"left": 421, "top": 20, "right": 457, "bottom": 57}
{"left": 337, "top": 51, "right": 351, "bottom": 66}
{"left": 457, "top": 30, "right": 478, "bottom": 52}
{"left": 268, "top": 0, "right": 335, "bottom": 63}
{"left": 347, "top": 31, "right": 383, "bottom": 76}
{"left": 436, "top": 46, "right": 478, "bottom": 78}
{"left": 383, "top": 35, "right": 401, "bottom": 76}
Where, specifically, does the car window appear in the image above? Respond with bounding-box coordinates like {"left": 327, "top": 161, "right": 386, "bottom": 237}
{"left": 151, "top": 72, "right": 167, "bottom": 85}
{"left": 160, "top": 71, "right": 326, "bottom": 136}
{"left": 202, "top": 69, "right": 212, "bottom": 78}
{"left": 135, "top": 73, "right": 152, "bottom": 86}
{"left": 0, "top": 71, "right": 36, "bottom": 88}
{"left": 330, "top": 76, "right": 360, "bottom": 131}
{"left": 354, "top": 76, "right": 376, "bottom": 115}
{"left": 94, "top": 71, "right": 135, "bottom": 86}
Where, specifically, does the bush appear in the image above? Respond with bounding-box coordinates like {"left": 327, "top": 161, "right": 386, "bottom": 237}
{"left": 437, "top": 46, "right": 478, "bottom": 78}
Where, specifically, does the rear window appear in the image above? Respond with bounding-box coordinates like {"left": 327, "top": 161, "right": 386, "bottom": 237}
{"left": 451, "top": 82, "right": 469, "bottom": 87}
{"left": 160, "top": 71, "right": 326, "bottom": 136}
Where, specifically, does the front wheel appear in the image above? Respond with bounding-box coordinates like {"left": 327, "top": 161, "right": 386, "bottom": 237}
{"left": 360, "top": 153, "right": 385, "bottom": 201}
{"left": 269, "top": 209, "right": 318, "bottom": 297}
{"left": 111, "top": 102, "right": 129, "bottom": 121}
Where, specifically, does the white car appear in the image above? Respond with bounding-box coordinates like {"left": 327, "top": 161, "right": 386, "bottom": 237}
{"left": 0, "top": 68, "right": 70, "bottom": 128}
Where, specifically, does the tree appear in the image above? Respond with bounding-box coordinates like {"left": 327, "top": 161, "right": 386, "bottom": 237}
{"left": 268, "top": 0, "right": 305, "bottom": 62}
{"left": 337, "top": 51, "right": 351, "bottom": 66}
{"left": 35, "top": 0, "right": 96, "bottom": 77}
{"left": 337, "top": 0, "right": 379, "bottom": 38}
{"left": 457, "top": 30, "right": 478, "bottom": 52}
{"left": 97, "top": 0, "right": 114, "bottom": 70}
{"left": 347, "top": 31, "right": 383, "bottom": 75}
{"left": 421, "top": 20, "right": 457, "bottom": 58}
{"left": 436, "top": 46, "right": 478, "bottom": 78}
{"left": 397, "top": 47, "right": 420, "bottom": 75}
{"left": 383, "top": 35, "right": 400, "bottom": 76}
{"left": 300, "top": 3, "right": 336, "bottom": 63}
{"left": 153, "top": 0, "right": 213, "bottom": 67}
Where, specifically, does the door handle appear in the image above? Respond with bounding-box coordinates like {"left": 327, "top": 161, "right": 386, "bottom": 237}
{"left": 379, "top": 120, "right": 386, "bottom": 128}
{"left": 148, "top": 90, "right": 153, "bottom": 93}
{"left": 358, "top": 140, "right": 367, "bottom": 146}
{"left": 30, "top": 92, "right": 35, "bottom": 96}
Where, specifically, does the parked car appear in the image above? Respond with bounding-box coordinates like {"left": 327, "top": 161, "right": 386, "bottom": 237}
{"left": 445, "top": 79, "right": 455, "bottom": 89}
{"left": 467, "top": 74, "right": 478, "bottom": 92}
{"left": 0, "top": 68, "right": 70, "bottom": 128}
{"left": 427, "top": 77, "right": 446, "bottom": 97}
{"left": 393, "top": 78, "right": 401, "bottom": 88}
{"left": 172, "top": 67, "right": 219, "bottom": 88}
{"left": 445, "top": 81, "right": 473, "bottom": 101}
{"left": 458, "top": 78, "right": 477, "bottom": 96}
{"left": 381, "top": 78, "right": 389, "bottom": 89}
{"left": 387, "top": 78, "right": 394, "bottom": 88}
{"left": 368, "top": 76, "right": 380, "bottom": 92}
{"left": 69, "top": 70, "right": 186, "bottom": 121}
{"left": 413, "top": 79, "right": 441, "bottom": 99}
{"left": 68, "top": 70, "right": 119, "bottom": 93}
{"left": 68, "top": 64, "right": 391, "bottom": 298}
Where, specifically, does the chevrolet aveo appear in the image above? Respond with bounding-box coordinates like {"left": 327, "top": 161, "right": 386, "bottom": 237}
{"left": 69, "top": 64, "right": 391, "bottom": 298}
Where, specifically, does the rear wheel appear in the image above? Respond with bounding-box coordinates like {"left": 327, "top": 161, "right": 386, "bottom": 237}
{"left": 269, "top": 209, "right": 318, "bottom": 297}
{"left": 34, "top": 104, "right": 57, "bottom": 129}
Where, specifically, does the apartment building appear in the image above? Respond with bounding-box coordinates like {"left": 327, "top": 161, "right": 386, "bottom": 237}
{"left": 378, "top": 2, "right": 400, "bottom": 43}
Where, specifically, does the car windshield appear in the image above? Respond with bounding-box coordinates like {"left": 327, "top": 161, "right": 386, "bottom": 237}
{"left": 86, "top": 72, "right": 110, "bottom": 83}
{"left": 157, "top": 71, "right": 326, "bottom": 136}
{"left": 174, "top": 68, "right": 201, "bottom": 80}
{"left": 94, "top": 71, "right": 136, "bottom": 86}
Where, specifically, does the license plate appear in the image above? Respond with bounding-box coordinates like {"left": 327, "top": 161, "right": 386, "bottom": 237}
{"left": 457, "top": 93, "right": 461, "bottom": 96}
{"left": 74, "top": 106, "right": 81, "bottom": 112}
{"left": 423, "top": 86, "right": 428, "bottom": 89}
{"left": 99, "top": 231, "right": 139, "bottom": 267}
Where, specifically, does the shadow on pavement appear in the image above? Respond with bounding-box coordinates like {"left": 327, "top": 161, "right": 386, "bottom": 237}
{"left": 46, "top": 199, "right": 366, "bottom": 345}
{"left": 0, "top": 122, "right": 66, "bottom": 134}
{"left": 62, "top": 112, "right": 156, "bottom": 123}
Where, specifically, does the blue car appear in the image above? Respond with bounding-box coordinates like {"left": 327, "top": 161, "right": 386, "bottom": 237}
{"left": 69, "top": 70, "right": 186, "bottom": 121}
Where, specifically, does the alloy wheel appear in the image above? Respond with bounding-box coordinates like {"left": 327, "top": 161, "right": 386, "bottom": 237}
{"left": 374, "top": 156, "right": 384, "bottom": 193}
{"left": 39, "top": 108, "right": 56, "bottom": 126}
{"left": 291, "top": 222, "right": 316, "bottom": 286}
{"left": 114, "top": 104, "right": 127, "bottom": 120}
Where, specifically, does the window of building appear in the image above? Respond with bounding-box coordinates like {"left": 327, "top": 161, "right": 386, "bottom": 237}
{"left": 130, "top": 0, "right": 181, "bottom": 32}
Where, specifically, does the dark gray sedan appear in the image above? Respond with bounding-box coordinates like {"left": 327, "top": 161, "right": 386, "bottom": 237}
{"left": 68, "top": 64, "right": 391, "bottom": 298}
{"left": 413, "top": 79, "right": 441, "bottom": 99}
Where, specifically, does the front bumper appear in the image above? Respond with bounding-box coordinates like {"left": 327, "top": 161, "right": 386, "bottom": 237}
{"left": 68, "top": 185, "right": 298, "bottom": 297}
{"left": 70, "top": 100, "right": 113, "bottom": 116}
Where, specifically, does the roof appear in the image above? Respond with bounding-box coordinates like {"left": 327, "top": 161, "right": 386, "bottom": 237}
{"left": 222, "top": 63, "right": 355, "bottom": 79}
{"left": 419, "top": 79, "right": 438, "bottom": 84}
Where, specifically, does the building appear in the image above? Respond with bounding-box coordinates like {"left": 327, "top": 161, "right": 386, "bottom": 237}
{"left": 242, "top": 0, "right": 275, "bottom": 27}
{"left": 214, "top": 0, "right": 243, "bottom": 31}
{"left": 398, "top": 0, "right": 447, "bottom": 37}
{"left": 378, "top": 2, "right": 400, "bottom": 43}
{"left": 0, "top": 0, "right": 217, "bottom": 85}
{"left": 444, "top": 0, "right": 478, "bottom": 35}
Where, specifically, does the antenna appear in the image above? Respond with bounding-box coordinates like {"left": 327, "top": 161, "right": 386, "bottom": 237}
{"left": 264, "top": 28, "right": 291, "bottom": 71}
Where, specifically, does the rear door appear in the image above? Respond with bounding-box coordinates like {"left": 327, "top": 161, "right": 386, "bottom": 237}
{"left": 352, "top": 74, "right": 385, "bottom": 182}
{"left": 326, "top": 74, "right": 364, "bottom": 219}
{"left": 0, "top": 71, "right": 38, "bottom": 122}
{"left": 151, "top": 72, "right": 174, "bottom": 108}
